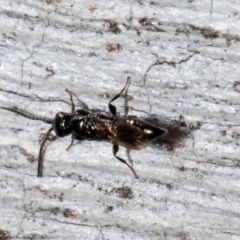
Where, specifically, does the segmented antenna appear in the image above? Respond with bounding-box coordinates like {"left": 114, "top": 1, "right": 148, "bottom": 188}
{"left": 38, "top": 127, "right": 53, "bottom": 177}
{"left": 0, "top": 107, "right": 52, "bottom": 124}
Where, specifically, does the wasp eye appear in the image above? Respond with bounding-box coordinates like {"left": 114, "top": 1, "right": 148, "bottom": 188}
{"left": 52, "top": 112, "right": 72, "bottom": 137}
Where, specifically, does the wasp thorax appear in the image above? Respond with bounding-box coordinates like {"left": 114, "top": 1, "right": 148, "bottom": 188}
{"left": 52, "top": 112, "right": 72, "bottom": 137}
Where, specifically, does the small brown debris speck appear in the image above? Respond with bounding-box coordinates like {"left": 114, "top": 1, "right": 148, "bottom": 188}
{"left": 203, "top": 28, "right": 219, "bottom": 38}
{"left": 63, "top": 208, "right": 75, "bottom": 218}
{"left": 19, "top": 147, "right": 36, "bottom": 163}
{"left": 89, "top": 5, "right": 97, "bottom": 12}
{"left": 106, "top": 20, "right": 121, "bottom": 34}
{"left": 138, "top": 17, "right": 165, "bottom": 32}
{"left": 106, "top": 43, "right": 122, "bottom": 52}
{"left": 46, "top": 66, "right": 55, "bottom": 77}
{"left": 114, "top": 186, "right": 133, "bottom": 199}
{"left": 139, "top": 17, "right": 148, "bottom": 25}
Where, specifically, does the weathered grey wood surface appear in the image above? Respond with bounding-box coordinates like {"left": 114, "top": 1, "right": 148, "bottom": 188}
{"left": 0, "top": 0, "right": 239, "bottom": 239}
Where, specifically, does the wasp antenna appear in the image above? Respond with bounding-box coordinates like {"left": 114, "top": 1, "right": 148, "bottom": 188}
{"left": 65, "top": 89, "right": 89, "bottom": 110}
{"left": 0, "top": 107, "right": 52, "bottom": 124}
{"left": 38, "top": 127, "right": 53, "bottom": 177}
{"left": 126, "top": 76, "right": 131, "bottom": 84}
{"left": 65, "top": 89, "right": 75, "bottom": 113}
{"left": 124, "top": 77, "right": 131, "bottom": 117}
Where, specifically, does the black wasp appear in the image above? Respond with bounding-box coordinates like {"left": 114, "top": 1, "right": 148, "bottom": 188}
{"left": 1, "top": 77, "right": 174, "bottom": 179}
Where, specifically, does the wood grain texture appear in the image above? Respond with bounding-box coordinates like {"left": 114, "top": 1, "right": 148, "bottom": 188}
{"left": 0, "top": 0, "right": 239, "bottom": 239}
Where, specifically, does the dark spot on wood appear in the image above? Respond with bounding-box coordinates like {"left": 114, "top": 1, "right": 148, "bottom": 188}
{"left": 52, "top": 207, "right": 60, "bottom": 215}
{"left": 114, "top": 186, "right": 133, "bottom": 199}
{"left": 189, "top": 25, "right": 219, "bottom": 39}
{"left": 232, "top": 131, "right": 240, "bottom": 139}
{"left": 220, "top": 130, "right": 227, "bottom": 136}
{"left": 102, "top": 186, "right": 134, "bottom": 199}
{"left": 179, "top": 166, "right": 186, "bottom": 172}
{"left": 105, "top": 206, "right": 114, "bottom": 213}
{"left": 139, "top": 17, "right": 148, "bottom": 24}
{"left": 166, "top": 183, "right": 173, "bottom": 190}
{"left": 233, "top": 81, "right": 240, "bottom": 92}
{"left": 46, "top": 66, "right": 55, "bottom": 77}
{"left": 63, "top": 208, "right": 75, "bottom": 218}
{"left": 203, "top": 28, "right": 219, "bottom": 38}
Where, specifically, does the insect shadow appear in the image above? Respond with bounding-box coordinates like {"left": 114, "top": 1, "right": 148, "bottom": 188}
{"left": 0, "top": 77, "right": 189, "bottom": 178}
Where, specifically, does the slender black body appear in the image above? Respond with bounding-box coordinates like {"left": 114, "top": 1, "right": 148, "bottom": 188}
{"left": 0, "top": 77, "right": 168, "bottom": 178}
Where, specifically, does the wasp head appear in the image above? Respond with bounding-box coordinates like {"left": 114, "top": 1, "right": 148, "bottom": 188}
{"left": 52, "top": 112, "right": 72, "bottom": 137}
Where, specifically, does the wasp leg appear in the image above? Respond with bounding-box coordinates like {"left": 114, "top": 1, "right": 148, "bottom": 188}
{"left": 38, "top": 127, "right": 53, "bottom": 177}
{"left": 123, "top": 79, "right": 130, "bottom": 117}
{"left": 65, "top": 89, "right": 76, "bottom": 113}
{"left": 66, "top": 136, "right": 74, "bottom": 151}
{"left": 108, "top": 76, "right": 131, "bottom": 118}
{"left": 112, "top": 144, "right": 139, "bottom": 179}
{"left": 126, "top": 149, "right": 133, "bottom": 167}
